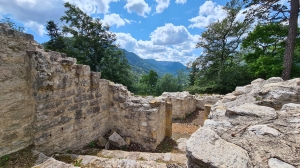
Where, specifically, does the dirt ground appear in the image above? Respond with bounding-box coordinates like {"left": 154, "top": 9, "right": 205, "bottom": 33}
{"left": 171, "top": 110, "right": 204, "bottom": 140}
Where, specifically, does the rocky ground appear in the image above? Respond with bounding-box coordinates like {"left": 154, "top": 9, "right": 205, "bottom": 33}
{"left": 186, "top": 77, "right": 300, "bottom": 168}
{"left": 0, "top": 110, "right": 205, "bottom": 168}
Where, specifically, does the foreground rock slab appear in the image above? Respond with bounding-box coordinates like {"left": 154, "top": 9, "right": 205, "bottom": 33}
{"left": 186, "top": 77, "right": 300, "bottom": 168}
{"left": 34, "top": 150, "right": 187, "bottom": 168}
{"left": 186, "top": 127, "right": 251, "bottom": 168}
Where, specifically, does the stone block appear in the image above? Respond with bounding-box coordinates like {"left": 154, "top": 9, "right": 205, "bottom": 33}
{"left": 108, "top": 132, "right": 127, "bottom": 148}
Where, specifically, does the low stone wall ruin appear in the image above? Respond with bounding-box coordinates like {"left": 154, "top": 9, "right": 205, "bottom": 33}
{"left": 0, "top": 24, "right": 169, "bottom": 157}
{"left": 158, "top": 92, "right": 222, "bottom": 119}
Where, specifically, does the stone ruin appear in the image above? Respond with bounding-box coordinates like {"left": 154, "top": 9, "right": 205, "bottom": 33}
{"left": 0, "top": 23, "right": 169, "bottom": 156}
{"left": 2, "top": 23, "right": 299, "bottom": 168}
{"left": 187, "top": 77, "right": 300, "bottom": 167}
{"left": 158, "top": 92, "right": 222, "bottom": 119}
{"left": 0, "top": 23, "right": 222, "bottom": 158}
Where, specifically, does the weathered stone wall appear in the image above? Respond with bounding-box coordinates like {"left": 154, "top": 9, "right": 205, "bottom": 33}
{"left": 28, "top": 46, "right": 168, "bottom": 153}
{"left": 195, "top": 94, "right": 223, "bottom": 110}
{"left": 0, "top": 23, "right": 37, "bottom": 156}
{"left": 108, "top": 85, "right": 167, "bottom": 149}
{"left": 158, "top": 92, "right": 196, "bottom": 119}
{"left": 27, "top": 50, "right": 110, "bottom": 154}
{"left": 0, "top": 24, "right": 168, "bottom": 156}
{"left": 158, "top": 92, "right": 222, "bottom": 119}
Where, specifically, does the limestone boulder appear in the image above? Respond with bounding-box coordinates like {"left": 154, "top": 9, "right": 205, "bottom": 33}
{"left": 186, "top": 127, "right": 251, "bottom": 168}
{"left": 176, "top": 138, "right": 187, "bottom": 152}
{"left": 187, "top": 77, "right": 300, "bottom": 167}
{"left": 108, "top": 132, "right": 127, "bottom": 148}
{"left": 248, "top": 125, "right": 281, "bottom": 137}
{"left": 268, "top": 158, "right": 295, "bottom": 168}
{"left": 225, "top": 103, "right": 277, "bottom": 119}
{"left": 97, "top": 136, "right": 107, "bottom": 148}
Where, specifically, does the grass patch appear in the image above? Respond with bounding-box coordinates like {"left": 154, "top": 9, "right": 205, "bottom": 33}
{"left": 54, "top": 155, "right": 74, "bottom": 164}
{"left": 0, "top": 155, "right": 10, "bottom": 167}
{"left": 0, "top": 145, "right": 37, "bottom": 168}
{"left": 73, "top": 159, "right": 82, "bottom": 166}
{"left": 154, "top": 137, "right": 177, "bottom": 153}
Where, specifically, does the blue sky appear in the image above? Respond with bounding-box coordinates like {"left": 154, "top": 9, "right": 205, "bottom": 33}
{"left": 0, "top": 0, "right": 287, "bottom": 65}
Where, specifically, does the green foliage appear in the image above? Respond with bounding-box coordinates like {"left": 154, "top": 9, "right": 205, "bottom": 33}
{"left": 187, "top": 63, "right": 252, "bottom": 94}
{"left": 88, "top": 141, "right": 96, "bottom": 148}
{"left": 44, "top": 2, "right": 133, "bottom": 88}
{"left": 131, "top": 70, "right": 188, "bottom": 96}
{"left": 0, "top": 155, "right": 10, "bottom": 167}
{"left": 156, "top": 73, "right": 180, "bottom": 95}
{"left": 0, "top": 17, "right": 24, "bottom": 32}
{"left": 120, "top": 145, "right": 128, "bottom": 151}
{"left": 189, "top": 0, "right": 253, "bottom": 94}
{"left": 140, "top": 70, "right": 158, "bottom": 92}
{"left": 242, "top": 23, "right": 300, "bottom": 79}
{"left": 44, "top": 21, "right": 78, "bottom": 57}
{"left": 74, "top": 159, "right": 82, "bottom": 166}
{"left": 243, "top": 0, "right": 299, "bottom": 80}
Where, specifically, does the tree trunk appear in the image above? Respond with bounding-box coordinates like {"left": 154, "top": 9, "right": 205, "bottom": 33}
{"left": 281, "top": 0, "right": 299, "bottom": 80}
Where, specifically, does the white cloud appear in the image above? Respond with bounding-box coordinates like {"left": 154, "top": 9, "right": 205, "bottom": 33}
{"left": 115, "top": 27, "right": 199, "bottom": 64}
{"left": 115, "top": 32, "right": 138, "bottom": 51}
{"left": 150, "top": 23, "right": 190, "bottom": 45}
{"left": 24, "top": 21, "right": 46, "bottom": 36}
{"left": 0, "top": 0, "right": 65, "bottom": 24}
{"left": 124, "top": 0, "right": 151, "bottom": 17}
{"left": 124, "top": 19, "right": 131, "bottom": 24}
{"left": 189, "top": 1, "right": 227, "bottom": 29}
{"left": 103, "top": 13, "right": 125, "bottom": 27}
{"left": 0, "top": 0, "right": 119, "bottom": 36}
{"left": 175, "top": 0, "right": 187, "bottom": 4}
{"left": 155, "top": 0, "right": 170, "bottom": 13}
{"left": 64, "top": 0, "right": 119, "bottom": 14}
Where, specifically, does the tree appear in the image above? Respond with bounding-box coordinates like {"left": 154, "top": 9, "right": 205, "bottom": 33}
{"left": 57, "top": 2, "right": 132, "bottom": 87}
{"left": 189, "top": 0, "right": 252, "bottom": 94}
{"left": 139, "top": 70, "right": 159, "bottom": 94}
{"left": 196, "top": 0, "right": 250, "bottom": 82}
{"left": 155, "top": 73, "right": 179, "bottom": 95}
{"left": 242, "top": 23, "right": 289, "bottom": 78}
{"left": 0, "top": 17, "right": 24, "bottom": 32}
{"left": 243, "top": 0, "right": 299, "bottom": 80}
{"left": 44, "top": 21, "right": 70, "bottom": 54}
{"left": 282, "top": 0, "right": 299, "bottom": 80}
{"left": 176, "top": 70, "right": 189, "bottom": 91}
{"left": 187, "top": 61, "right": 199, "bottom": 86}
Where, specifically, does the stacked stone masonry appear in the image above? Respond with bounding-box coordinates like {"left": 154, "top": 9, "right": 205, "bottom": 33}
{"left": 158, "top": 92, "right": 222, "bottom": 119}
{"left": 0, "top": 23, "right": 168, "bottom": 156}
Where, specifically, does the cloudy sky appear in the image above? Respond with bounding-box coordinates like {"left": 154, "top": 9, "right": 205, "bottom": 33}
{"left": 0, "top": 0, "right": 250, "bottom": 64}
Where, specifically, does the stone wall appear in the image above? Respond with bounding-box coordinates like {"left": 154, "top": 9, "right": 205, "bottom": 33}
{"left": 108, "top": 85, "right": 168, "bottom": 150}
{"left": 158, "top": 92, "right": 196, "bottom": 119}
{"left": 158, "top": 92, "right": 222, "bottom": 119}
{"left": 28, "top": 50, "right": 110, "bottom": 154}
{"left": 0, "top": 24, "right": 168, "bottom": 156}
{"left": 195, "top": 94, "right": 223, "bottom": 110}
{"left": 0, "top": 24, "right": 37, "bottom": 156}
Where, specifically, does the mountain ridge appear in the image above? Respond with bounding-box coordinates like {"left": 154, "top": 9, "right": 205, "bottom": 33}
{"left": 122, "top": 49, "right": 187, "bottom": 76}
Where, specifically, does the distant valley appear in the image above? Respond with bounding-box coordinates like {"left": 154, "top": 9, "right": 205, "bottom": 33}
{"left": 122, "top": 49, "right": 187, "bottom": 76}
